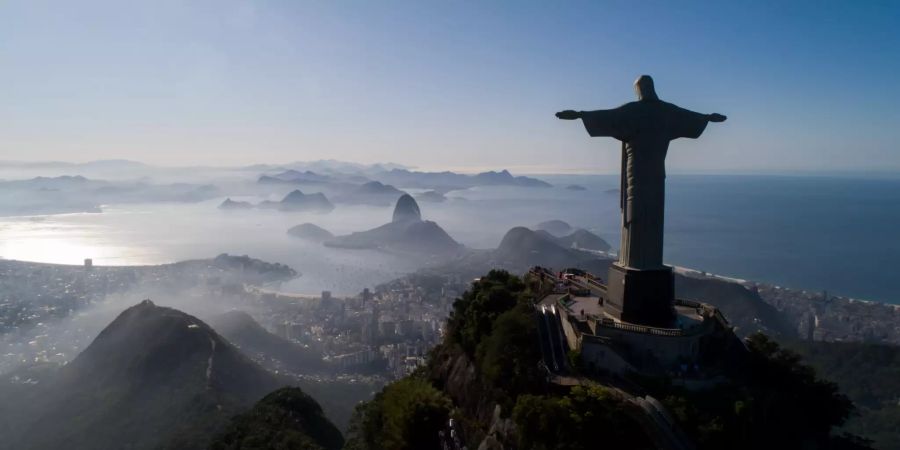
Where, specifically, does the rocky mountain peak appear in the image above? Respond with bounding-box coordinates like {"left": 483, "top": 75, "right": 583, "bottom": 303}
{"left": 392, "top": 193, "right": 422, "bottom": 223}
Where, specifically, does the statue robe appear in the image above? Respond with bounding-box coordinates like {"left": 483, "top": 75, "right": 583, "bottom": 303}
{"left": 582, "top": 100, "right": 708, "bottom": 270}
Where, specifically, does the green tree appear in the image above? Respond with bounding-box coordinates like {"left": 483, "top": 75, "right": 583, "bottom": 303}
{"left": 344, "top": 378, "right": 451, "bottom": 450}
{"left": 476, "top": 304, "right": 543, "bottom": 398}
{"left": 446, "top": 270, "right": 527, "bottom": 356}
{"left": 512, "top": 386, "right": 653, "bottom": 450}
{"left": 787, "top": 339, "right": 900, "bottom": 450}
{"left": 654, "top": 334, "right": 866, "bottom": 450}
{"left": 742, "top": 333, "right": 854, "bottom": 439}
{"left": 209, "top": 387, "right": 344, "bottom": 450}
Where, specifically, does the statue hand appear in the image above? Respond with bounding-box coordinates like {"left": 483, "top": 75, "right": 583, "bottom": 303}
{"left": 556, "top": 110, "right": 581, "bottom": 120}
{"left": 708, "top": 113, "right": 727, "bottom": 123}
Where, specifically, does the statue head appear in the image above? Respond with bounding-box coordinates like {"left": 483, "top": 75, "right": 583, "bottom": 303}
{"left": 634, "top": 75, "right": 659, "bottom": 101}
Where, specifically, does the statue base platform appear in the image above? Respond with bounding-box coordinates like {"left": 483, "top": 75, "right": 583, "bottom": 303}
{"left": 606, "top": 264, "right": 676, "bottom": 327}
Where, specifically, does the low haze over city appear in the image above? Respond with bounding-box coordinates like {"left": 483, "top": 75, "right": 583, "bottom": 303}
{"left": 1, "top": 2, "right": 898, "bottom": 450}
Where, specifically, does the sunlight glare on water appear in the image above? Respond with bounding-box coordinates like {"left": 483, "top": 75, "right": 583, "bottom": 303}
{"left": 0, "top": 215, "right": 144, "bottom": 265}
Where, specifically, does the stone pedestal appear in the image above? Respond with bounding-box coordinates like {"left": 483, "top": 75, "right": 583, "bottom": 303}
{"left": 605, "top": 263, "right": 675, "bottom": 327}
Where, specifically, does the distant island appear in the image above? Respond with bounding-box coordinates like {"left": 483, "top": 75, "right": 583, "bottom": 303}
{"left": 258, "top": 169, "right": 334, "bottom": 185}
{"left": 219, "top": 190, "right": 335, "bottom": 213}
{"left": 252, "top": 166, "right": 553, "bottom": 207}
{"left": 324, "top": 194, "right": 463, "bottom": 256}
{"left": 0, "top": 162, "right": 554, "bottom": 217}
{"left": 415, "top": 190, "right": 447, "bottom": 203}
{"left": 261, "top": 189, "right": 334, "bottom": 212}
{"left": 332, "top": 181, "right": 406, "bottom": 207}
{"left": 357, "top": 167, "right": 552, "bottom": 190}
{"left": 0, "top": 175, "right": 220, "bottom": 217}
{"left": 287, "top": 223, "right": 334, "bottom": 242}
{"left": 534, "top": 219, "right": 575, "bottom": 236}
{"left": 218, "top": 198, "right": 254, "bottom": 210}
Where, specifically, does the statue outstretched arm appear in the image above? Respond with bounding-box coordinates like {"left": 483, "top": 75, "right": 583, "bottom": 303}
{"left": 555, "top": 110, "right": 582, "bottom": 120}
{"left": 557, "top": 105, "right": 633, "bottom": 140}
{"left": 668, "top": 105, "right": 726, "bottom": 140}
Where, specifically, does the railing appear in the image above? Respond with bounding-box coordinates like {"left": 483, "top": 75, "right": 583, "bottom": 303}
{"left": 533, "top": 267, "right": 731, "bottom": 338}
{"left": 583, "top": 277, "right": 608, "bottom": 293}
{"left": 674, "top": 298, "right": 702, "bottom": 308}
{"left": 527, "top": 267, "right": 563, "bottom": 299}
{"left": 676, "top": 298, "right": 731, "bottom": 328}
{"left": 597, "top": 319, "right": 686, "bottom": 336}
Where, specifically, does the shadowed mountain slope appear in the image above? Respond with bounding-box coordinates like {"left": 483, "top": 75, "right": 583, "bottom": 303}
{"left": 1, "top": 300, "right": 288, "bottom": 450}
{"left": 440, "top": 227, "right": 613, "bottom": 278}
{"left": 272, "top": 189, "right": 334, "bottom": 212}
{"left": 209, "top": 387, "right": 344, "bottom": 450}
{"left": 392, "top": 193, "right": 422, "bottom": 223}
{"left": 210, "top": 310, "right": 326, "bottom": 374}
{"left": 674, "top": 275, "right": 797, "bottom": 338}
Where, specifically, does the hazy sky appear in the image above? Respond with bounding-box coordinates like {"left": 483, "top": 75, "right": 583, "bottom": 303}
{"left": 1, "top": 1, "right": 897, "bottom": 174}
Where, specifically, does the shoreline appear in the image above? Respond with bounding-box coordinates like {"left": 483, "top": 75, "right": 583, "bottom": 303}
{"left": 4, "top": 255, "right": 898, "bottom": 309}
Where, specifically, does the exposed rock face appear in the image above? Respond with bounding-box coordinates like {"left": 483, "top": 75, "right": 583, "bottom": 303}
{"left": 287, "top": 223, "right": 335, "bottom": 242}
{"left": 392, "top": 193, "right": 422, "bottom": 223}
{"left": 428, "top": 347, "right": 516, "bottom": 449}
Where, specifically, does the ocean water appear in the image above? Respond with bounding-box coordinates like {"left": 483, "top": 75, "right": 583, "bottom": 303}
{"left": 540, "top": 174, "right": 900, "bottom": 304}
{"left": 1, "top": 174, "right": 899, "bottom": 304}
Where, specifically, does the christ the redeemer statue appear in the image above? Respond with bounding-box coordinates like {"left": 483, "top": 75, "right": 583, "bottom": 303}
{"left": 557, "top": 75, "right": 726, "bottom": 326}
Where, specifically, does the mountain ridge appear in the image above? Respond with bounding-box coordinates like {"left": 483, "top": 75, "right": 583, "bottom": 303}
{"left": 2, "top": 300, "right": 289, "bottom": 450}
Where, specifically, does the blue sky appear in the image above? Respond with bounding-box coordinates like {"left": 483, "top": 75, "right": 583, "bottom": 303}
{"left": 1, "top": 0, "right": 897, "bottom": 174}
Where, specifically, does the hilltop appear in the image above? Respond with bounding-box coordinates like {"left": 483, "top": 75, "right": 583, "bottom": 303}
{"left": 325, "top": 194, "right": 463, "bottom": 256}
{"left": 0, "top": 300, "right": 293, "bottom": 450}
{"left": 434, "top": 226, "right": 794, "bottom": 338}
{"left": 345, "top": 270, "right": 872, "bottom": 450}
{"left": 259, "top": 189, "right": 335, "bottom": 212}
{"left": 210, "top": 387, "right": 344, "bottom": 450}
